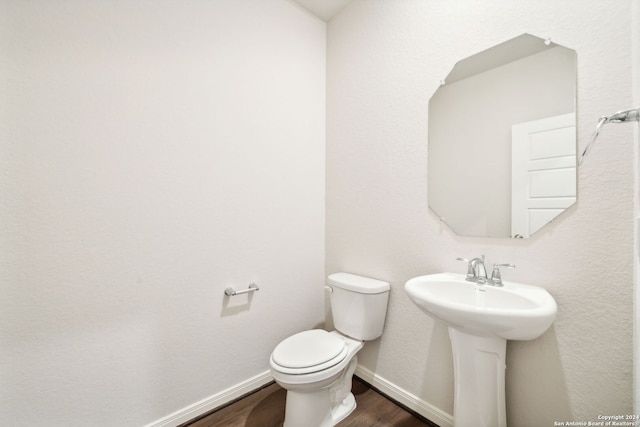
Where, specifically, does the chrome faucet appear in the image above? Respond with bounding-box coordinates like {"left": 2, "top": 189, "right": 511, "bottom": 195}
{"left": 469, "top": 256, "right": 488, "bottom": 283}
{"left": 457, "top": 256, "right": 515, "bottom": 286}
{"left": 457, "top": 255, "right": 487, "bottom": 283}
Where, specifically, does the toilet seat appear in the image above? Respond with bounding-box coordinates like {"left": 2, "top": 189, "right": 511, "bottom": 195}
{"left": 271, "top": 329, "right": 348, "bottom": 375}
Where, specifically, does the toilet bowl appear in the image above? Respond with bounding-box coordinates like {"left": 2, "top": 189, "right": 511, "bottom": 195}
{"left": 270, "top": 329, "right": 363, "bottom": 426}
{"left": 269, "top": 273, "right": 390, "bottom": 427}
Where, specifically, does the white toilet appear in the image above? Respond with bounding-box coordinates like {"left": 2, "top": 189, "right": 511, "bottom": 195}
{"left": 269, "top": 272, "right": 390, "bottom": 427}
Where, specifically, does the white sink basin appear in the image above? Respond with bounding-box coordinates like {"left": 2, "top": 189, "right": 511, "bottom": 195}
{"left": 405, "top": 272, "right": 557, "bottom": 340}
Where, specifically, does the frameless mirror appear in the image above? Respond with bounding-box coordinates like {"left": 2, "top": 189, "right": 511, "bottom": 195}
{"left": 428, "top": 34, "right": 577, "bottom": 238}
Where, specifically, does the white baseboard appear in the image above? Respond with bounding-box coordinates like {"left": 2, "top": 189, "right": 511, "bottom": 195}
{"left": 143, "top": 370, "right": 273, "bottom": 427}
{"left": 355, "top": 365, "right": 453, "bottom": 427}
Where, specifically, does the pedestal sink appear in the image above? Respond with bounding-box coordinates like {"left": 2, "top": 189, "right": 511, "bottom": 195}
{"left": 405, "top": 273, "right": 557, "bottom": 427}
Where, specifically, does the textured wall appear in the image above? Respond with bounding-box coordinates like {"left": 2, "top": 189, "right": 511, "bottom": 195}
{"left": 0, "top": 1, "right": 326, "bottom": 425}
{"left": 327, "top": 0, "right": 634, "bottom": 425}
{"left": 633, "top": 0, "right": 640, "bottom": 415}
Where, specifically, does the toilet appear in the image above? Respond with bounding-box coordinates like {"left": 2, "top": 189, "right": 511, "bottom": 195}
{"left": 269, "top": 272, "right": 390, "bottom": 427}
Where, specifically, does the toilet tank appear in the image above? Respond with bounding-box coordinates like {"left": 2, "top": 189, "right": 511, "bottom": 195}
{"left": 328, "top": 272, "right": 390, "bottom": 341}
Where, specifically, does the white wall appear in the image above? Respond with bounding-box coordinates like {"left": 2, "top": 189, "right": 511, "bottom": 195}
{"left": 0, "top": 1, "right": 326, "bottom": 425}
{"left": 633, "top": 0, "right": 640, "bottom": 415}
{"left": 327, "top": 0, "right": 634, "bottom": 425}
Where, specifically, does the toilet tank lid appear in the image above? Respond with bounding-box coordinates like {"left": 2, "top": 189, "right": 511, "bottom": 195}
{"left": 327, "top": 272, "right": 390, "bottom": 294}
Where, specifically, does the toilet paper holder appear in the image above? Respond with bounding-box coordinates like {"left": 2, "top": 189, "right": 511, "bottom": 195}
{"left": 224, "top": 283, "right": 260, "bottom": 296}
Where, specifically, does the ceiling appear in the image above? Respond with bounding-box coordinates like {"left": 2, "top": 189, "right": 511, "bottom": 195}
{"left": 290, "top": 0, "right": 353, "bottom": 21}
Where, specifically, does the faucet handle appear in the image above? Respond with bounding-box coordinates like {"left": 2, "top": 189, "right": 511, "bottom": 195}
{"left": 490, "top": 263, "right": 515, "bottom": 286}
{"left": 456, "top": 257, "right": 474, "bottom": 279}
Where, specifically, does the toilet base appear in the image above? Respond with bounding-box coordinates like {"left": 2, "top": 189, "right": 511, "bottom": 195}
{"left": 283, "top": 390, "right": 356, "bottom": 427}
{"left": 331, "top": 392, "right": 356, "bottom": 424}
{"left": 281, "top": 352, "right": 359, "bottom": 427}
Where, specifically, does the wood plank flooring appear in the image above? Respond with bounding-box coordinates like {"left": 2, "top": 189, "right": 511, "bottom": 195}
{"left": 182, "top": 377, "right": 439, "bottom": 427}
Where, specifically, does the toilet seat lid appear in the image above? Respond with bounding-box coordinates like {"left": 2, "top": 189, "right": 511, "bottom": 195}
{"left": 272, "top": 329, "right": 346, "bottom": 369}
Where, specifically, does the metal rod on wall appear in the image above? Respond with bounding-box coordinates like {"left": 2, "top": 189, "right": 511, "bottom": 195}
{"left": 579, "top": 106, "right": 640, "bottom": 165}
{"left": 224, "top": 283, "right": 260, "bottom": 296}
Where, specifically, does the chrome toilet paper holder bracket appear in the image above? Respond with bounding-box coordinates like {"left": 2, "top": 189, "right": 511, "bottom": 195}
{"left": 224, "top": 283, "right": 260, "bottom": 296}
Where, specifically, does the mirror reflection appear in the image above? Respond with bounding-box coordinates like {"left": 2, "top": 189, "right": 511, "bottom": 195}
{"left": 428, "top": 34, "right": 577, "bottom": 238}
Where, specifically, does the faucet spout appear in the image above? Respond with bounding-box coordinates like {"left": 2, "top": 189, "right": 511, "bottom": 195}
{"left": 469, "top": 256, "right": 487, "bottom": 283}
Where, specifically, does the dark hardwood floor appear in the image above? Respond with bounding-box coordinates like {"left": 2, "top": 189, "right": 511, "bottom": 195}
{"left": 182, "top": 377, "right": 439, "bottom": 427}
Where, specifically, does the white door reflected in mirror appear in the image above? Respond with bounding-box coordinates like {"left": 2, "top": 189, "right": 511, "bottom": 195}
{"left": 511, "top": 113, "right": 576, "bottom": 238}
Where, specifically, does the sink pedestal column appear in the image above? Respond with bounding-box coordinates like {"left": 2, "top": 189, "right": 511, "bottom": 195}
{"left": 448, "top": 328, "right": 507, "bottom": 427}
